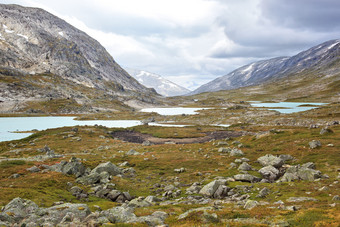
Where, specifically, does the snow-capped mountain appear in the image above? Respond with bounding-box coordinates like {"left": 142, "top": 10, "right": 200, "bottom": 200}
{"left": 126, "top": 69, "right": 191, "bottom": 97}
{"left": 191, "top": 39, "right": 340, "bottom": 95}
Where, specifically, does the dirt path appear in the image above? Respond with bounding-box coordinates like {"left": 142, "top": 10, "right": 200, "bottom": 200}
{"left": 109, "top": 130, "right": 252, "bottom": 144}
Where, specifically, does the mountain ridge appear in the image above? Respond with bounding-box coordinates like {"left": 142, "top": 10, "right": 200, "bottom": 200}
{"left": 0, "top": 4, "right": 159, "bottom": 113}
{"left": 126, "top": 68, "right": 190, "bottom": 97}
{"left": 191, "top": 39, "right": 340, "bottom": 95}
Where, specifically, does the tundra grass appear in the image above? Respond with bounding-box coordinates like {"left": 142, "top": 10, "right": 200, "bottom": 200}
{"left": 0, "top": 119, "right": 339, "bottom": 225}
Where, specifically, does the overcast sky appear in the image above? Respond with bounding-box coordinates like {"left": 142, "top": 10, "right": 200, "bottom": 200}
{"left": 1, "top": 0, "right": 340, "bottom": 90}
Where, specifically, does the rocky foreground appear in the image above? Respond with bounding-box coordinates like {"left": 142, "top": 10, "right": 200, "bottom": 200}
{"left": 0, "top": 118, "right": 339, "bottom": 226}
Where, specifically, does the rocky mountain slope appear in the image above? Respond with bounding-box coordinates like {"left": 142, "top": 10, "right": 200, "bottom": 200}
{"left": 126, "top": 68, "right": 190, "bottom": 97}
{"left": 0, "top": 4, "right": 159, "bottom": 113}
{"left": 192, "top": 39, "right": 340, "bottom": 95}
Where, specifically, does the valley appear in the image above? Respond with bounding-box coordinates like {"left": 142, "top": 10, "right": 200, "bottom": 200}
{"left": 0, "top": 3, "right": 339, "bottom": 227}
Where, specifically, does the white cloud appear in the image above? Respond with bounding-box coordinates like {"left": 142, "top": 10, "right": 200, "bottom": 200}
{"left": 1, "top": 0, "right": 339, "bottom": 90}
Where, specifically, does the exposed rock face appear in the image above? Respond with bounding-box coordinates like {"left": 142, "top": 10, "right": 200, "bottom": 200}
{"left": 0, "top": 4, "right": 158, "bottom": 113}
{"left": 191, "top": 39, "right": 340, "bottom": 94}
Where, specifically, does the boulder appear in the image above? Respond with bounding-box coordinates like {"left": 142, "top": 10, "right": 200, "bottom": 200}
{"left": 186, "top": 182, "right": 202, "bottom": 194}
{"left": 213, "top": 185, "right": 230, "bottom": 199}
{"left": 199, "top": 180, "right": 227, "bottom": 197}
{"left": 45, "top": 203, "right": 91, "bottom": 223}
{"left": 218, "top": 147, "right": 231, "bottom": 153}
{"left": 229, "top": 148, "right": 244, "bottom": 156}
{"left": 48, "top": 157, "right": 87, "bottom": 177}
{"left": 278, "top": 154, "right": 294, "bottom": 162}
{"left": 320, "top": 127, "right": 333, "bottom": 135}
{"left": 244, "top": 200, "right": 259, "bottom": 210}
{"left": 26, "top": 166, "right": 40, "bottom": 173}
{"left": 137, "top": 211, "right": 168, "bottom": 226}
{"left": 257, "top": 154, "right": 284, "bottom": 168}
{"left": 309, "top": 140, "right": 321, "bottom": 149}
{"left": 100, "top": 206, "right": 137, "bottom": 223}
{"left": 259, "top": 165, "right": 280, "bottom": 181}
{"left": 144, "top": 196, "right": 161, "bottom": 204}
{"left": 76, "top": 172, "right": 102, "bottom": 185}
{"left": 278, "top": 164, "right": 321, "bottom": 182}
{"left": 1, "top": 198, "right": 39, "bottom": 222}
{"left": 91, "top": 162, "right": 121, "bottom": 176}
{"left": 238, "top": 162, "right": 253, "bottom": 171}
{"left": 128, "top": 197, "right": 152, "bottom": 208}
{"left": 234, "top": 174, "right": 261, "bottom": 183}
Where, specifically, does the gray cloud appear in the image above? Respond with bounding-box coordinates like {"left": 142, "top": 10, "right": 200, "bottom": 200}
{"left": 260, "top": 0, "right": 340, "bottom": 32}
{"left": 0, "top": 0, "right": 339, "bottom": 89}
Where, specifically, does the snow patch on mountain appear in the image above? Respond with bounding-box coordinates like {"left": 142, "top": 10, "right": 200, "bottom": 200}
{"left": 127, "top": 69, "right": 191, "bottom": 97}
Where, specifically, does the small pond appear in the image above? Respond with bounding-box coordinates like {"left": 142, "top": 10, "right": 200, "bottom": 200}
{"left": 140, "top": 107, "right": 209, "bottom": 115}
{"left": 0, "top": 117, "right": 142, "bottom": 142}
{"left": 250, "top": 102, "right": 326, "bottom": 114}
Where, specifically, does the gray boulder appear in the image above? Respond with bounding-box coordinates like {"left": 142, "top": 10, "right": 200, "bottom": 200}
{"left": 45, "top": 203, "right": 91, "bottom": 223}
{"left": 1, "top": 197, "right": 39, "bottom": 222}
{"left": 137, "top": 211, "right": 168, "bottom": 226}
{"left": 238, "top": 162, "right": 253, "bottom": 171}
{"left": 144, "top": 196, "right": 162, "bottom": 204}
{"left": 186, "top": 182, "right": 202, "bottom": 194}
{"left": 100, "top": 206, "right": 137, "bottom": 223}
{"left": 244, "top": 200, "right": 259, "bottom": 210}
{"left": 218, "top": 147, "right": 231, "bottom": 153}
{"left": 26, "top": 166, "right": 40, "bottom": 173}
{"left": 128, "top": 197, "right": 152, "bottom": 208}
{"left": 199, "top": 180, "right": 227, "bottom": 198}
{"left": 91, "top": 162, "right": 122, "bottom": 176}
{"left": 76, "top": 172, "right": 102, "bottom": 185}
{"left": 259, "top": 165, "right": 280, "bottom": 181}
{"left": 229, "top": 148, "right": 244, "bottom": 156}
{"left": 213, "top": 185, "right": 230, "bottom": 199}
{"left": 309, "top": 140, "right": 321, "bottom": 149}
{"left": 257, "top": 154, "right": 284, "bottom": 168}
{"left": 234, "top": 174, "right": 261, "bottom": 183}
{"left": 49, "top": 157, "right": 87, "bottom": 177}
{"left": 279, "top": 165, "right": 322, "bottom": 182}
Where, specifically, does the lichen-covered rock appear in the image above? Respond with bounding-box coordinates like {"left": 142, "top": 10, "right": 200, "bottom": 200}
{"left": 100, "top": 206, "right": 137, "bottom": 223}
{"left": 309, "top": 140, "right": 321, "bottom": 149}
{"left": 238, "top": 162, "right": 253, "bottom": 171}
{"left": 199, "top": 180, "right": 227, "bottom": 197}
{"left": 244, "top": 200, "right": 259, "bottom": 210}
{"left": 259, "top": 165, "right": 280, "bottom": 181}
{"left": 91, "top": 162, "right": 122, "bottom": 176}
{"left": 279, "top": 164, "right": 322, "bottom": 182}
{"left": 257, "top": 154, "right": 284, "bottom": 168}
{"left": 234, "top": 174, "right": 261, "bottom": 183}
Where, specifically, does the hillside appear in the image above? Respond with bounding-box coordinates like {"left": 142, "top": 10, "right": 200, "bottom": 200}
{"left": 0, "top": 4, "right": 159, "bottom": 113}
{"left": 126, "top": 69, "right": 190, "bottom": 97}
{"left": 192, "top": 39, "right": 340, "bottom": 95}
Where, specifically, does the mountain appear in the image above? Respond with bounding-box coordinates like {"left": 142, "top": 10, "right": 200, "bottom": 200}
{"left": 0, "top": 4, "right": 158, "bottom": 113}
{"left": 191, "top": 39, "right": 340, "bottom": 95}
{"left": 126, "top": 69, "right": 190, "bottom": 97}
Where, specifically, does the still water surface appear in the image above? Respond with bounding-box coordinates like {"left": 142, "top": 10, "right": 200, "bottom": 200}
{"left": 0, "top": 117, "right": 142, "bottom": 142}
{"left": 250, "top": 102, "right": 325, "bottom": 114}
